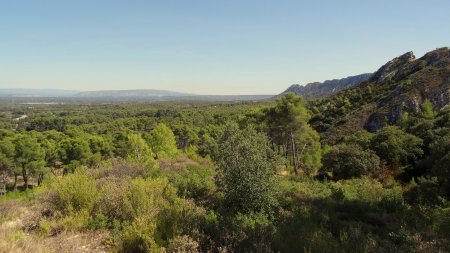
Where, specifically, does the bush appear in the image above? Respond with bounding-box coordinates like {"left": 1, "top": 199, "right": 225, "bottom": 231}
{"left": 126, "top": 178, "right": 178, "bottom": 220}
{"left": 404, "top": 177, "right": 445, "bottom": 206}
{"left": 166, "top": 164, "right": 216, "bottom": 200}
{"left": 337, "top": 177, "right": 403, "bottom": 205}
{"left": 223, "top": 212, "right": 275, "bottom": 252}
{"left": 94, "top": 176, "right": 133, "bottom": 223}
{"left": 121, "top": 216, "right": 158, "bottom": 253}
{"left": 92, "top": 158, "right": 158, "bottom": 180}
{"left": 215, "top": 123, "right": 278, "bottom": 214}
{"left": 167, "top": 235, "right": 199, "bottom": 253}
{"left": 50, "top": 174, "right": 97, "bottom": 214}
{"left": 322, "top": 144, "right": 380, "bottom": 180}
{"left": 371, "top": 126, "right": 423, "bottom": 166}
{"left": 119, "top": 177, "right": 184, "bottom": 251}
{"left": 432, "top": 207, "right": 450, "bottom": 238}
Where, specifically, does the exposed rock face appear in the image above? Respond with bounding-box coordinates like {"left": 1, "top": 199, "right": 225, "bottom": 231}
{"left": 370, "top": 52, "right": 415, "bottom": 83}
{"left": 281, "top": 73, "right": 372, "bottom": 100}
{"left": 312, "top": 47, "right": 450, "bottom": 141}
{"left": 364, "top": 47, "right": 450, "bottom": 131}
{"left": 365, "top": 112, "right": 386, "bottom": 132}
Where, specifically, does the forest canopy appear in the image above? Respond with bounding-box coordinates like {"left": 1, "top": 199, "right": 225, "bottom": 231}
{"left": 0, "top": 95, "right": 449, "bottom": 252}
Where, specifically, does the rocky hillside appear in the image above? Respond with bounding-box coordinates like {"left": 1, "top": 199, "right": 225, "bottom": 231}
{"left": 281, "top": 73, "right": 372, "bottom": 100}
{"left": 308, "top": 47, "right": 450, "bottom": 143}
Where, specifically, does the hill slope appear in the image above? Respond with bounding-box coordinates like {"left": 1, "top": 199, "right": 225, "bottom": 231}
{"left": 309, "top": 47, "right": 450, "bottom": 143}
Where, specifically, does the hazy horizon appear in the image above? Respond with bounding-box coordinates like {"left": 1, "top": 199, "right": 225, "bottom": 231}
{"left": 1, "top": 1, "right": 449, "bottom": 95}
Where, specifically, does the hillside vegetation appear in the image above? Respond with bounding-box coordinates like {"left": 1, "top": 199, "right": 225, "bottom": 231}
{"left": 309, "top": 47, "right": 450, "bottom": 143}
{"left": 0, "top": 48, "right": 449, "bottom": 252}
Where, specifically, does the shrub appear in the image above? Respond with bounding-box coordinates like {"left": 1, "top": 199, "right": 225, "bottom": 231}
{"left": 121, "top": 216, "right": 158, "bottom": 253}
{"left": 224, "top": 212, "right": 275, "bottom": 252}
{"left": 126, "top": 178, "right": 178, "bottom": 220}
{"left": 50, "top": 174, "right": 97, "bottom": 214}
{"left": 371, "top": 126, "right": 423, "bottom": 166}
{"left": 119, "top": 177, "right": 183, "bottom": 251}
{"left": 342, "top": 130, "right": 374, "bottom": 149}
{"left": 404, "top": 177, "right": 444, "bottom": 206}
{"left": 167, "top": 235, "right": 199, "bottom": 253}
{"left": 337, "top": 177, "right": 403, "bottom": 204}
{"left": 94, "top": 176, "right": 133, "bottom": 223}
{"left": 92, "top": 158, "right": 157, "bottom": 180}
{"left": 167, "top": 164, "right": 216, "bottom": 200}
{"left": 322, "top": 144, "right": 380, "bottom": 180}
{"left": 56, "top": 209, "right": 91, "bottom": 231}
{"left": 432, "top": 207, "right": 450, "bottom": 238}
{"left": 215, "top": 123, "right": 278, "bottom": 214}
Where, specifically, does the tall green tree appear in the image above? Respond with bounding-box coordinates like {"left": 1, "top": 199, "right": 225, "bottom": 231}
{"left": 0, "top": 137, "right": 14, "bottom": 193}
{"left": 215, "top": 123, "right": 277, "bottom": 214}
{"left": 126, "top": 133, "right": 155, "bottom": 164}
{"left": 263, "top": 93, "right": 321, "bottom": 175}
{"left": 60, "top": 136, "right": 94, "bottom": 169}
{"left": 36, "top": 130, "right": 67, "bottom": 185}
{"left": 13, "top": 134, "right": 45, "bottom": 189}
{"left": 145, "top": 123, "right": 178, "bottom": 159}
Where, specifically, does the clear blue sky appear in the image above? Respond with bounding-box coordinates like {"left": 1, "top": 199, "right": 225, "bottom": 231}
{"left": 0, "top": 0, "right": 449, "bottom": 95}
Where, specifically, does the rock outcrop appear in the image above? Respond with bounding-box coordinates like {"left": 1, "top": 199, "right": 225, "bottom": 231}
{"left": 310, "top": 47, "right": 450, "bottom": 141}
{"left": 364, "top": 47, "right": 450, "bottom": 131}
{"left": 370, "top": 52, "right": 415, "bottom": 83}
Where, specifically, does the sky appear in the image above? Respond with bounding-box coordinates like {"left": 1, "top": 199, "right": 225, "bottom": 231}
{"left": 0, "top": 1, "right": 449, "bottom": 95}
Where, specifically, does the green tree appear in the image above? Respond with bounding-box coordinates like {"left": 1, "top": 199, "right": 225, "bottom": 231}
{"left": 263, "top": 93, "right": 321, "bottom": 175}
{"left": 173, "top": 125, "right": 199, "bottom": 150}
{"left": 429, "top": 134, "right": 450, "bottom": 196}
{"left": 13, "top": 134, "right": 45, "bottom": 189}
{"left": 88, "top": 135, "right": 114, "bottom": 159}
{"left": 371, "top": 126, "right": 423, "bottom": 166}
{"left": 322, "top": 144, "right": 380, "bottom": 180}
{"left": 114, "top": 131, "right": 155, "bottom": 162}
{"left": 146, "top": 123, "right": 178, "bottom": 159}
{"left": 38, "top": 131, "right": 66, "bottom": 182}
{"left": 420, "top": 99, "right": 435, "bottom": 120}
{"left": 60, "top": 136, "right": 94, "bottom": 169}
{"left": 114, "top": 130, "right": 134, "bottom": 158}
{"left": 126, "top": 133, "right": 155, "bottom": 164}
{"left": 0, "top": 137, "right": 15, "bottom": 193}
{"left": 215, "top": 123, "right": 277, "bottom": 214}
{"left": 343, "top": 130, "right": 374, "bottom": 150}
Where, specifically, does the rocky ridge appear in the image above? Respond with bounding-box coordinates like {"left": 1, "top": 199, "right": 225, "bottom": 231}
{"left": 308, "top": 47, "right": 450, "bottom": 142}
{"left": 282, "top": 73, "right": 372, "bottom": 100}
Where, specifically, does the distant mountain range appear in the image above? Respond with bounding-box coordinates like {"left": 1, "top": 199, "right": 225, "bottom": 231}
{"left": 0, "top": 88, "right": 272, "bottom": 102}
{"left": 281, "top": 73, "right": 373, "bottom": 100}
{"left": 73, "top": 89, "right": 194, "bottom": 98}
{"left": 0, "top": 89, "right": 79, "bottom": 97}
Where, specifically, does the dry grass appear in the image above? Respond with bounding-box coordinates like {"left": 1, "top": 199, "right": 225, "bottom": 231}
{"left": 0, "top": 230, "right": 111, "bottom": 253}
{"left": 0, "top": 199, "right": 111, "bottom": 253}
{"left": 158, "top": 156, "right": 200, "bottom": 173}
